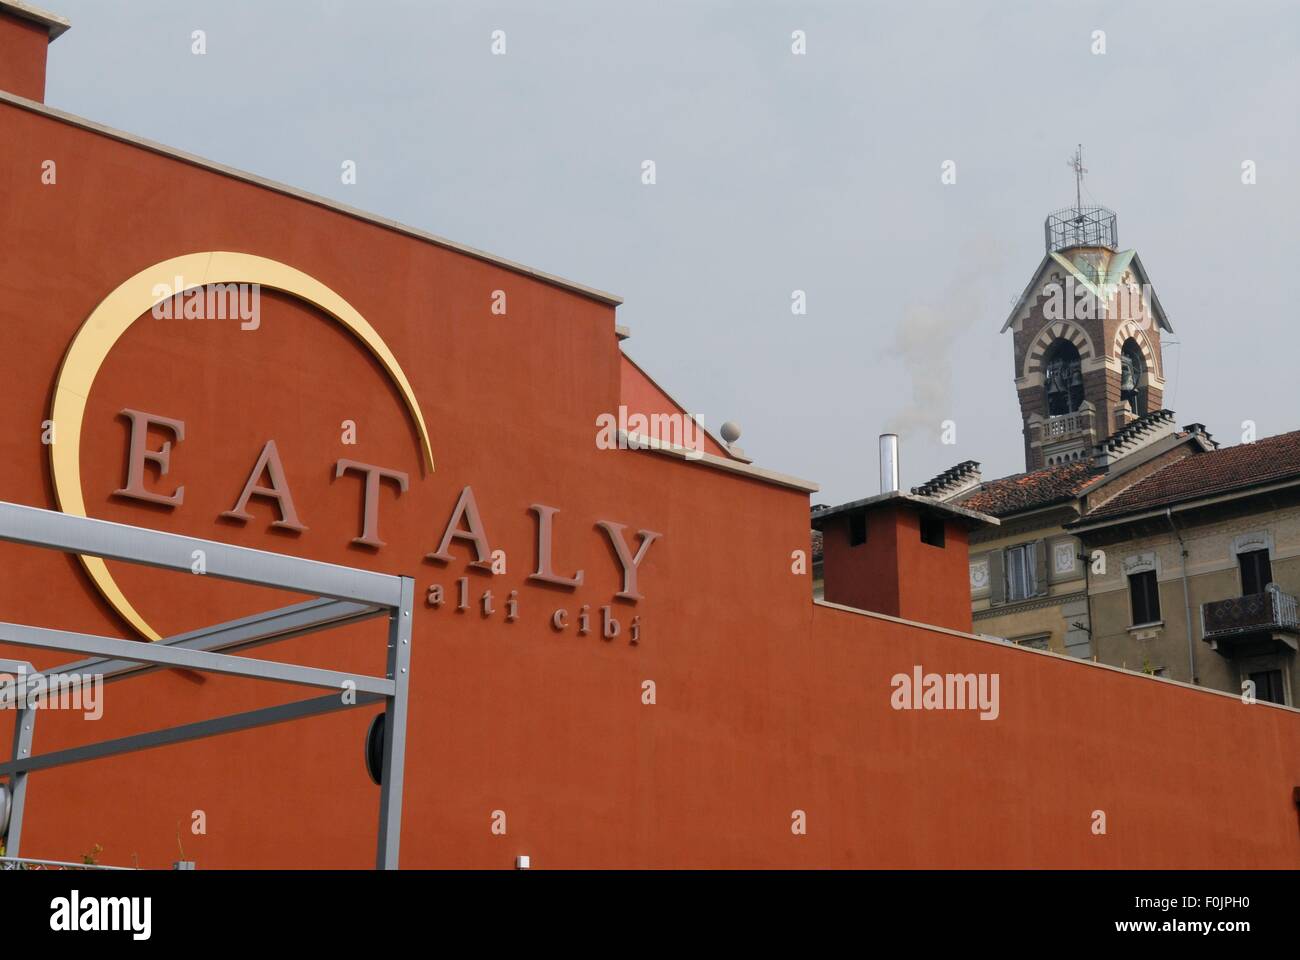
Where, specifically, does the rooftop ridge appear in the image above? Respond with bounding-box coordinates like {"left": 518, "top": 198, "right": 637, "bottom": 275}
{"left": 912, "top": 460, "right": 982, "bottom": 500}
{"left": 0, "top": 1, "right": 69, "bottom": 39}
{"left": 1098, "top": 408, "right": 1175, "bottom": 452}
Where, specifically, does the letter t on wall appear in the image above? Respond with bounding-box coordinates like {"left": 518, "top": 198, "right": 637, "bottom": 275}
{"left": 335, "top": 459, "right": 409, "bottom": 548}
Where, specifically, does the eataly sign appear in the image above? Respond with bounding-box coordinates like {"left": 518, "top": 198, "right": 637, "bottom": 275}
{"left": 111, "top": 408, "right": 662, "bottom": 607}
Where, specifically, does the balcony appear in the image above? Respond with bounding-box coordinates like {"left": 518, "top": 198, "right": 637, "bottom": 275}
{"left": 1038, "top": 411, "right": 1096, "bottom": 467}
{"left": 1043, "top": 413, "right": 1085, "bottom": 440}
{"left": 1201, "top": 586, "right": 1300, "bottom": 656}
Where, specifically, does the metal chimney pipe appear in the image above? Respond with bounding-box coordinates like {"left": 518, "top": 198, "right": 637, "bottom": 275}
{"left": 879, "top": 434, "right": 899, "bottom": 493}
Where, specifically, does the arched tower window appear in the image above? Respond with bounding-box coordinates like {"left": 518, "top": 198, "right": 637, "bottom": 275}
{"left": 1120, "top": 338, "right": 1145, "bottom": 416}
{"left": 1043, "top": 339, "right": 1084, "bottom": 416}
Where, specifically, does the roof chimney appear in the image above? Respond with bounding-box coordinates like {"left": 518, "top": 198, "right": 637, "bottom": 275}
{"left": 879, "top": 434, "right": 899, "bottom": 494}
{"left": 810, "top": 491, "right": 998, "bottom": 632}
{"left": 0, "top": 2, "right": 69, "bottom": 103}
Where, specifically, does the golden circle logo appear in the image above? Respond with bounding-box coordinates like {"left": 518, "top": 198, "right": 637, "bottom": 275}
{"left": 49, "top": 251, "right": 435, "bottom": 640}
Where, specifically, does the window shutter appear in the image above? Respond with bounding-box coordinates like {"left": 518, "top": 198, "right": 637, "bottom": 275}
{"left": 1033, "top": 539, "right": 1050, "bottom": 596}
{"left": 989, "top": 549, "right": 1006, "bottom": 606}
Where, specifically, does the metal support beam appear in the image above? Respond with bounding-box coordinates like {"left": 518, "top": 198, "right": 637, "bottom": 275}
{"left": 376, "top": 576, "right": 414, "bottom": 870}
{"left": 0, "top": 662, "right": 35, "bottom": 739}
{"left": 0, "top": 599, "right": 382, "bottom": 709}
{"left": 0, "top": 691, "right": 382, "bottom": 778}
{"left": 0, "top": 500, "right": 403, "bottom": 606}
{"left": 3, "top": 703, "right": 35, "bottom": 857}
{"left": 0, "top": 622, "right": 394, "bottom": 696}
{"left": 38, "top": 598, "right": 383, "bottom": 689}
{"left": 0, "top": 856, "right": 133, "bottom": 871}
{"left": 0, "top": 500, "right": 413, "bottom": 869}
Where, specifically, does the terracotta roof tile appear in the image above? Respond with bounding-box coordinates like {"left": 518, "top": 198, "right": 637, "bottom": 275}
{"left": 956, "top": 461, "right": 1099, "bottom": 517}
{"left": 1083, "top": 430, "right": 1300, "bottom": 520}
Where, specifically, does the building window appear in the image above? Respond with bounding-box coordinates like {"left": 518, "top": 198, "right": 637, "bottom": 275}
{"left": 919, "top": 514, "right": 945, "bottom": 548}
{"left": 1239, "top": 549, "right": 1272, "bottom": 596}
{"left": 1249, "top": 669, "right": 1286, "bottom": 706}
{"left": 1129, "top": 570, "right": 1161, "bottom": 625}
{"left": 1043, "top": 339, "right": 1084, "bottom": 416}
{"left": 1006, "top": 543, "right": 1036, "bottom": 601}
{"left": 848, "top": 512, "right": 867, "bottom": 547}
{"left": 1119, "top": 338, "right": 1145, "bottom": 416}
{"left": 1016, "top": 634, "right": 1050, "bottom": 651}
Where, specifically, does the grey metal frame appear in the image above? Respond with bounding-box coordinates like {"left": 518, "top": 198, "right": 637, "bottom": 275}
{"left": 0, "top": 500, "right": 413, "bottom": 869}
{"left": 1044, "top": 204, "right": 1119, "bottom": 254}
{"left": 1, "top": 855, "right": 135, "bottom": 871}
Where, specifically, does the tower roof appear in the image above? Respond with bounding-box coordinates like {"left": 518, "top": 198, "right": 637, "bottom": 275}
{"left": 1001, "top": 248, "right": 1173, "bottom": 334}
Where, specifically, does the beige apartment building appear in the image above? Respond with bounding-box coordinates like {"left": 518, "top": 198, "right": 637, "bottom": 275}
{"left": 915, "top": 412, "right": 1212, "bottom": 658}
{"left": 917, "top": 413, "right": 1300, "bottom": 705}
{"left": 1066, "top": 433, "right": 1300, "bottom": 703}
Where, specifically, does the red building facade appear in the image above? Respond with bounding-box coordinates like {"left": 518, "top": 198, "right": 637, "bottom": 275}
{"left": 1, "top": 5, "right": 1298, "bottom": 868}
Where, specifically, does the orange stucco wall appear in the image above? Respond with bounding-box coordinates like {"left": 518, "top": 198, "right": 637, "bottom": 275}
{"left": 0, "top": 13, "right": 48, "bottom": 103}
{"left": 0, "top": 95, "right": 1298, "bottom": 869}
{"left": 618, "top": 354, "right": 730, "bottom": 458}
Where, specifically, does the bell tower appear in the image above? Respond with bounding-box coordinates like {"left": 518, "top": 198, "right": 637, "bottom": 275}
{"left": 1002, "top": 148, "right": 1172, "bottom": 471}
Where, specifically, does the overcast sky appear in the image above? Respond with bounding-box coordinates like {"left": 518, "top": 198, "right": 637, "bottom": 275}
{"left": 44, "top": 0, "right": 1300, "bottom": 504}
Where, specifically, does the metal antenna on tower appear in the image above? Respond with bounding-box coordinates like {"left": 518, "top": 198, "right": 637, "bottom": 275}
{"left": 1068, "top": 144, "right": 1087, "bottom": 212}
{"left": 1044, "top": 146, "right": 1115, "bottom": 253}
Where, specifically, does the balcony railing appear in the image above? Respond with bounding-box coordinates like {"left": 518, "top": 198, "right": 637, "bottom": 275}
{"left": 1201, "top": 586, "right": 1300, "bottom": 645}
{"left": 1043, "top": 413, "right": 1085, "bottom": 440}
